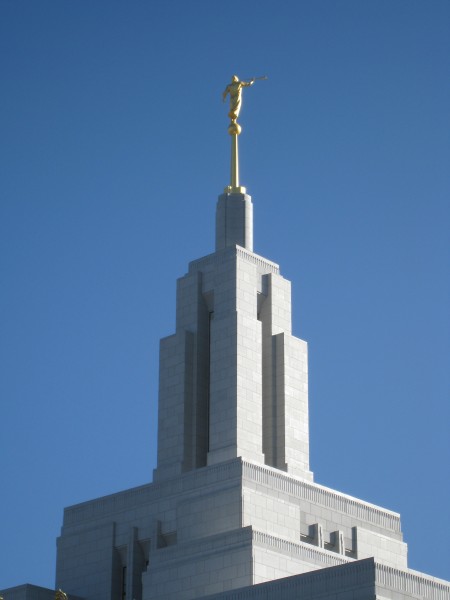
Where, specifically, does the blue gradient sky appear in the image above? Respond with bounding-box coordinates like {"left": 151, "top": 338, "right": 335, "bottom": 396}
{"left": 1, "top": 0, "right": 449, "bottom": 589}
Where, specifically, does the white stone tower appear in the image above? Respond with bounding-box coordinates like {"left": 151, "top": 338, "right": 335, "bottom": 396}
{"left": 154, "top": 190, "right": 312, "bottom": 483}
{"left": 134, "top": 186, "right": 411, "bottom": 599}
{"left": 49, "top": 84, "right": 450, "bottom": 600}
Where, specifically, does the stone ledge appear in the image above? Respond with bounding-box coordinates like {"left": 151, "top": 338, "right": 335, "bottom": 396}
{"left": 63, "top": 458, "right": 402, "bottom": 536}
{"left": 201, "top": 558, "right": 450, "bottom": 600}
{"left": 243, "top": 461, "right": 402, "bottom": 533}
{"left": 253, "top": 530, "right": 350, "bottom": 568}
{"left": 188, "top": 247, "right": 280, "bottom": 276}
{"left": 375, "top": 563, "right": 450, "bottom": 600}
{"left": 201, "top": 558, "right": 377, "bottom": 600}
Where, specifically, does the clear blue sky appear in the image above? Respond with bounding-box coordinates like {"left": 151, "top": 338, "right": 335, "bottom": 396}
{"left": 1, "top": 0, "right": 449, "bottom": 589}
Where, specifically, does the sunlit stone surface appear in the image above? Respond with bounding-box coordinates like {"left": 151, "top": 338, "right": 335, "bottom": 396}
{"left": 3, "top": 192, "right": 448, "bottom": 600}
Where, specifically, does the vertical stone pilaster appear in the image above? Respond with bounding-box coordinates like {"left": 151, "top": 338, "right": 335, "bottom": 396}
{"left": 280, "top": 333, "right": 311, "bottom": 479}
{"left": 207, "top": 310, "right": 264, "bottom": 466}
{"left": 126, "top": 527, "right": 146, "bottom": 600}
{"left": 260, "top": 273, "right": 312, "bottom": 479}
{"left": 153, "top": 330, "right": 194, "bottom": 481}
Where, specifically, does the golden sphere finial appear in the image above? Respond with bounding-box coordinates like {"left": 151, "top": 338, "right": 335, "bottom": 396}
{"left": 228, "top": 121, "right": 242, "bottom": 136}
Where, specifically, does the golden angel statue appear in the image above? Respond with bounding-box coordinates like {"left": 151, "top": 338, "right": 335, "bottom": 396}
{"left": 222, "top": 75, "right": 255, "bottom": 122}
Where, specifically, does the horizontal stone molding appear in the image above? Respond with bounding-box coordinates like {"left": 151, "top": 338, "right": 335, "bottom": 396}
{"left": 188, "top": 247, "right": 280, "bottom": 276}
{"left": 375, "top": 563, "right": 450, "bottom": 600}
{"left": 243, "top": 461, "right": 402, "bottom": 533}
{"left": 202, "top": 558, "right": 450, "bottom": 600}
{"left": 236, "top": 247, "right": 280, "bottom": 274}
{"left": 63, "top": 459, "right": 401, "bottom": 536}
{"left": 253, "top": 530, "right": 349, "bottom": 568}
{"left": 63, "top": 482, "right": 154, "bottom": 526}
{"left": 202, "top": 558, "right": 377, "bottom": 599}
{"left": 63, "top": 459, "right": 243, "bottom": 527}
{"left": 151, "top": 526, "right": 253, "bottom": 568}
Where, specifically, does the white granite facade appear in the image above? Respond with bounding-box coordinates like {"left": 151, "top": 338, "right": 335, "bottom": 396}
{"left": 53, "top": 456, "right": 449, "bottom": 600}
{"left": 8, "top": 191, "right": 446, "bottom": 600}
{"left": 202, "top": 559, "right": 450, "bottom": 600}
{"left": 155, "top": 193, "right": 312, "bottom": 483}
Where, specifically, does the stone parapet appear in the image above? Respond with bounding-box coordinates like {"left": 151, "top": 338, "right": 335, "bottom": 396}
{"left": 188, "top": 247, "right": 280, "bottom": 278}
{"left": 253, "top": 530, "right": 350, "bottom": 568}
{"left": 242, "top": 462, "right": 402, "bottom": 533}
{"left": 200, "top": 558, "right": 450, "bottom": 600}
